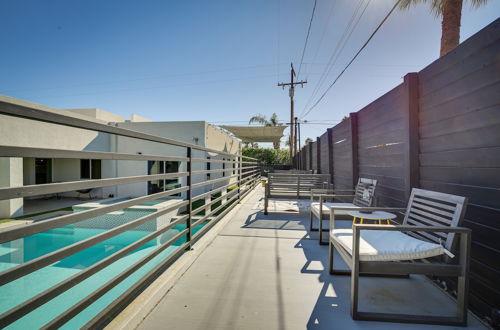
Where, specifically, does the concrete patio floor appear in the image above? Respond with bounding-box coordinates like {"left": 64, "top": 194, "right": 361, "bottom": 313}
{"left": 136, "top": 186, "right": 487, "bottom": 330}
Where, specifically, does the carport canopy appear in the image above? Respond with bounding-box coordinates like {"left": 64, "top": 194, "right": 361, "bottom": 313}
{"left": 220, "top": 125, "right": 287, "bottom": 143}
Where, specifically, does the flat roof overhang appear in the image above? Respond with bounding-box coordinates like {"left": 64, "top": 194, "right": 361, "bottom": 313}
{"left": 220, "top": 125, "right": 286, "bottom": 143}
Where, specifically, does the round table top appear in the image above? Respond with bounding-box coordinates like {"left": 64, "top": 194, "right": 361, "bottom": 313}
{"left": 346, "top": 210, "right": 397, "bottom": 220}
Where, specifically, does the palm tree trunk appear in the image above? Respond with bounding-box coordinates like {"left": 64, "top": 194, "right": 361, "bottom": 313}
{"left": 440, "top": 0, "right": 463, "bottom": 56}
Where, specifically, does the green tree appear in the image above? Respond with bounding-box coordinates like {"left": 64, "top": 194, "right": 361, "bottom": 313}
{"left": 304, "top": 137, "right": 313, "bottom": 145}
{"left": 399, "top": 0, "right": 488, "bottom": 56}
{"left": 242, "top": 147, "right": 290, "bottom": 165}
{"left": 249, "top": 113, "right": 281, "bottom": 149}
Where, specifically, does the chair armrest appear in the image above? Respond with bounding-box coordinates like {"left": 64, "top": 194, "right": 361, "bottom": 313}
{"left": 352, "top": 224, "right": 471, "bottom": 234}
{"left": 329, "top": 206, "right": 406, "bottom": 213}
{"left": 316, "top": 194, "right": 355, "bottom": 199}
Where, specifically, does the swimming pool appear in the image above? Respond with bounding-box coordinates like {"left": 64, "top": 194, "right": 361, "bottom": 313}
{"left": 0, "top": 202, "right": 206, "bottom": 329}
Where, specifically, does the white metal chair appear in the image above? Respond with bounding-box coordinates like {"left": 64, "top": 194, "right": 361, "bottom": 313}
{"left": 328, "top": 188, "right": 471, "bottom": 326}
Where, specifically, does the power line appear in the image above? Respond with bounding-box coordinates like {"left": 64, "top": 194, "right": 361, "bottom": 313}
{"left": 296, "top": 0, "right": 318, "bottom": 80}
{"left": 302, "top": 0, "right": 402, "bottom": 119}
{"left": 308, "top": 0, "right": 339, "bottom": 79}
{"left": 300, "top": 0, "right": 368, "bottom": 117}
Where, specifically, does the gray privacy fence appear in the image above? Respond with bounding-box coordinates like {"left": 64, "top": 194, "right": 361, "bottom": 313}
{"left": 296, "top": 19, "right": 499, "bottom": 323}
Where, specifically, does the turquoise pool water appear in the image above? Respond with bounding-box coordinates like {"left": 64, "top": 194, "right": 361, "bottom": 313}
{"left": 0, "top": 217, "right": 206, "bottom": 329}
{"left": 98, "top": 197, "right": 173, "bottom": 206}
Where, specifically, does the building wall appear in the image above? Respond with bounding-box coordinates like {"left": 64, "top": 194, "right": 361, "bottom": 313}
{"left": 0, "top": 95, "right": 240, "bottom": 216}
{"left": 0, "top": 158, "right": 23, "bottom": 218}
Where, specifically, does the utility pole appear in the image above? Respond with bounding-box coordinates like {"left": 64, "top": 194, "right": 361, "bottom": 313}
{"left": 278, "top": 63, "right": 307, "bottom": 164}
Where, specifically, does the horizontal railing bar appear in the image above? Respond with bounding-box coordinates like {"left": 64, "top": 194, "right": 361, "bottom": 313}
{"left": 242, "top": 171, "right": 258, "bottom": 176}
{"left": 0, "top": 145, "right": 189, "bottom": 162}
{"left": 191, "top": 174, "right": 239, "bottom": 189}
{"left": 42, "top": 227, "right": 190, "bottom": 329}
{"left": 269, "top": 174, "right": 329, "bottom": 177}
{"left": 0, "top": 214, "right": 189, "bottom": 328}
{"left": 242, "top": 172, "right": 259, "bottom": 179}
{"left": 241, "top": 155, "right": 257, "bottom": 160}
{"left": 0, "top": 200, "right": 189, "bottom": 286}
{"left": 191, "top": 158, "right": 237, "bottom": 163}
{"left": 191, "top": 188, "right": 248, "bottom": 241}
{"left": 190, "top": 182, "right": 235, "bottom": 204}
{"left": 0, "top": 101, "right": 236, "bottom": 157}
{"left": 241, "top": 166, "right": 258, "bottom": 170}
{"left": 241, "top": 173, "right": 259, "bottom": 182}
{"left": 82, "top": 241, "right": 190, "bottom": 329}
{"left": 0, "top": 172, "right": 189, "bottom": 200}
{"left": 191, "top": 188, "right": 239, "bottom": 216}
{"left": 0, "top": 186, "right": 189, "bottom": 244}
{"left": 191, "top": 190, "right": 239, "bottom": 228}
{"left": 191, "top": 168, "right": 234, "bottom": 175}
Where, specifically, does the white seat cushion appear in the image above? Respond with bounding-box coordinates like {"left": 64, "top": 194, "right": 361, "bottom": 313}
{"left": 330, "top": 229, "right": 444, "bottom": 261}
{"left": 311, "top": 202, "right": 355, "bottom": 218}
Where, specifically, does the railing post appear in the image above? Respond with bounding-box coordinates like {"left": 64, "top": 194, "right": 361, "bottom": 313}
{"left": 186, "top": 147, "right": 192, "bottom": 249}
{"left": 238, "top": 156, "right": 242, "bottom": 202}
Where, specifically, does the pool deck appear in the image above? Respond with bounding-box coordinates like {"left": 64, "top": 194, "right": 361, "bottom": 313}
{"left": 124, "top": 186, "right": 487, "bottom": 330}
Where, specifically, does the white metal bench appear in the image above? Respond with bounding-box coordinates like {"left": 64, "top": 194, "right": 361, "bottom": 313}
{"left": 264, "top": 173, "right": 330, "bottom": 215}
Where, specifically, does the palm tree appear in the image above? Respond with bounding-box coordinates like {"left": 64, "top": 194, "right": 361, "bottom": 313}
{"left": 399, "top": 0, "right": 488, "bottom": 56}
{"left": 249, "top": 113, "right": 281, "bottom": 149}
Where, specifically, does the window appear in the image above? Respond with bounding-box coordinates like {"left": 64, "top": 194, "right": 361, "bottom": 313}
{"left": 148, "top": 160, "right": 180, "bottom": 195}
{"left": 222, "top": 158, "right": 226, "bottom": 177}
{"left": 80, "top": 159, "right": 101, "bottom": 179}
{"left": 233, "top": 159, "right": 236, "bottom": 175}
{"left": 206, "top": 157, "right": 211, "bottom": 180}
{"left": 35, "top": 158, "right": 52, "bottom": 184}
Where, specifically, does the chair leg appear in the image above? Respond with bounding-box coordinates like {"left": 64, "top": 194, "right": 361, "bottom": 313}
{"left": 329, "top": 242, "right": 352, "bottom": 275}
{"left": 318, "top": 217, "right": 328, "bottom": 245}
{"left": 309, "top": 210, "right": 317, "bottom": 231}
{"left": 351, "top": 232, "right": 360, "bottom": 319}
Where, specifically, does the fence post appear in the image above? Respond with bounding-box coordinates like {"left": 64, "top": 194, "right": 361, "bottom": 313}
{"left": 327, "top": 128, "right": 334, "bottom": 186}
{"left": 186, "top": 147, "right": 192, "bottom": 249}
{"left": 404, "top": 72, "right": 420, "bottom": 201}
{"left": 309, "top": 143, "right": 313, "bottom": 171}
{"left": 297, "top": 175, "right": 301, "bottom": 199}
{"left": 349, "top": 112, "right": 359, "bottom": 189}
{"left": 316, "top": 136, "right": 321, "bottom": 173}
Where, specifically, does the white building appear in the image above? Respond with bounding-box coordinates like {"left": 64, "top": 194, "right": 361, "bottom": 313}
{"left": 0, "top": 95, "right": 240, "bottom": 218}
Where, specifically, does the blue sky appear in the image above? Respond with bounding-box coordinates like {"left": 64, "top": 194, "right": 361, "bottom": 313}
{"left": 1, "top": 0, "right": 498, "bottom": 147}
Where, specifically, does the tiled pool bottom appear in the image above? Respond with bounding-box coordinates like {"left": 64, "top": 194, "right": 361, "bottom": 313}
{"left": 0, "top": 222, "right": 206, "bottom": 329}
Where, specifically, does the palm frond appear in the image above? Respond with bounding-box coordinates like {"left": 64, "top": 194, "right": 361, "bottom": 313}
{"left": 269, "top": 113, "right": 279, "bottom": 126}
{"left": 249, "top": 114, "right": 268, "bottom": 125}
{"left": 398, "top": 0, "right": 489, "bottom": 17}
{"left": 398, "top": 0, "right": 444, "bottom": 17}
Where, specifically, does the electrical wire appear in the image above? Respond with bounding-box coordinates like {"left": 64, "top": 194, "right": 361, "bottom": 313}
{"left": 301, "top": 0, "right": 403, "bottom": 119}
{"left": 296, "top": 0, "right": 318, "bottom": 80}
{"left": 300, "top": 0, "right": 368, "bottom": 117}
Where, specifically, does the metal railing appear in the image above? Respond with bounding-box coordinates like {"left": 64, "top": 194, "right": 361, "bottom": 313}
{"left": 0, "top": 100, "right": 261, "bottom": 328}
